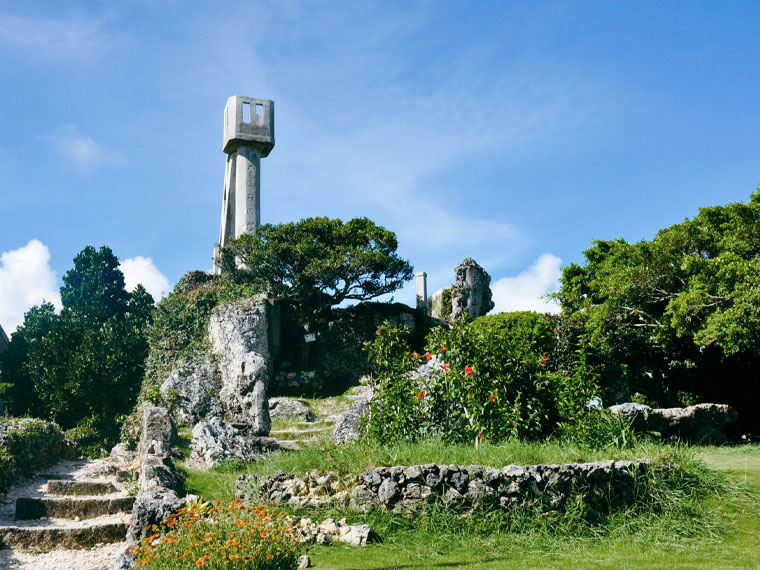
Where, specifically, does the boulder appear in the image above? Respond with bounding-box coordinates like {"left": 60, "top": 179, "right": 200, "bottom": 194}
{"left": 191, "top": 417, "right": 280, "bottom": 467}
{"left": 609, "top": 402, "right": 738, "bottom": 443}
{"left": 270, "top": 398, "right": 316, "bottom": 423}
{"left": 139, "top": 454, "right": 182, "bottom": 493}
{"left": 127, "top": 490, "right": 186, "bottom": 540}
{"left": 161, "top": 361, "right": 224, "bottom": 424}
{"left": 137, "top": 406, "right": 175, "bottom": 457}
{"left": 333, "top": 389, "right": 374, "bottom": 445}
{"left": 209, "top": 298, "right": 272, "bottom": 434}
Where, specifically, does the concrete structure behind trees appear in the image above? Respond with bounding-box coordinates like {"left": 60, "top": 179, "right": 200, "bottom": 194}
{"left": 0, "top": 324, "right": 9, "bottom": 353}
{"left": 213, "top": 96, "right": 275, "bottom": 274}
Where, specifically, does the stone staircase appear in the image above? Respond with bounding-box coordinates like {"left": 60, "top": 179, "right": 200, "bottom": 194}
{"left": 0, "top": 460, "right": 133, "bottom": 557}
{"left": 269, "top": 386, "right": 370, "bottom": 450}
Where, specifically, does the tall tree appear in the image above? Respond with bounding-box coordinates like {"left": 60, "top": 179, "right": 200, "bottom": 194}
{"left": 0, "top": 246, "right": 154, "bottom": 441}
{"left": 556, "top": 190, "right": 760, "bottom": 431}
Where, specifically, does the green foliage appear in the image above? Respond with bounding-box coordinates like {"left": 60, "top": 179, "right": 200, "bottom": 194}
{"left": 363, "top": 313, "right": 600, "bottom": 445}
{"left": 0, "top": 246, "right": 153, "bottom": 447}
{"left": 0, "top": 418, "right": 72, "bottom": 491}
{"left": 220, "top": 217, "right": 413, "bottom": 323}
{"left": 65, "top": 425, "right": 105, "bottom": 459}
{"left": 555, "top": 189, "right": 760, "bottom": 423}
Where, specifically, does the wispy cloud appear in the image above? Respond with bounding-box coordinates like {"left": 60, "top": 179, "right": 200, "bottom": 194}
{"left": 119, "top": 256, "right": 170, "bottom": 302}
{"left": 43, "top": 125, "right": 125, "bottom": 174}
{"left": 490, "top": 253, "right": 562, "bottom": 314}
{"left": 0, "top": 239, "right": 62, "bottom": 334}
{"left": 0, "top": 12, "right": 111, "bottom": 57}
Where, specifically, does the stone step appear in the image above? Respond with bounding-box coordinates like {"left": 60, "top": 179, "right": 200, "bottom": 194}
{"left": 276, "top": 437, "right": 324, "bottom": 450}
{"left": 0, "top": 522, "right": 129, "bottom": 551}
{"left": 46, "top": 480, "right": 117, "bottom": 496}
{"left": 15, "top": 496, "right": 135, "bottom": 520}
{"left": 270, "top": 427, "right": 331, "bottom": 436}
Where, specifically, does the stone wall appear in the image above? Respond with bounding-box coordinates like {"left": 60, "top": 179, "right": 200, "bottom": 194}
{"left": 236, "top": 459, "right": 652, "bottom": 514}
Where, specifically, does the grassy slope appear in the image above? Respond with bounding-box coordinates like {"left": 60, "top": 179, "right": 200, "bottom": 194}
{"left": 306, "top": 446, "right": 760, "bottom": 570}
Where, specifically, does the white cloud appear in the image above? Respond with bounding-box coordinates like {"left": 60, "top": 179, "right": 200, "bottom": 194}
{"left": 119, "top": 256, "right": 170, "bottom": 302}
{"left": 44, "top": 125, "right": 125, "bottom": 174}
{"left": 490, "top": 253, "right": 563, "bottom": 314}
{"left": 0, "top": 240, "right": 62, "bottom": 334}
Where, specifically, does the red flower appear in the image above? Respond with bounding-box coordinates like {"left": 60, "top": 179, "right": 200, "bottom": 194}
{"left": 441, "top": 345, "right": 446, "bottom": 352}
{"left": 465, "top": 366, "right": 473, "bottom": 376}
{"left": 488, "top": 395, "right": 495, "bottom": 401}
{"left": 442, "top": 363, "right": 451, "bottom": 373}
{"left": 478, "top": 432, "right": 484, "bottom": 440}
{"left": 425, "top": 352, "right": 433, "bottom": 361}
{"left": 418, "top": 391, "right": 425, "bottom": 399}
{"left": 412, "top": 351, "right": 419, "bottom": 360}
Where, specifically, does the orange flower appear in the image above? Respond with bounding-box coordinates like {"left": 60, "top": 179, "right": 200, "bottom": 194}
{"left": 268, "top": 554, "right": 274, "bottom": 559}
{"left": 442, "top": 363, "right": 450, "bottom": 373}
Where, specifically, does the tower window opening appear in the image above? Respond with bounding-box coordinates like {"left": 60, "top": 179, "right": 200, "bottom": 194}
{"left": 255, "top": 103, "right": 263, "bottom": 115}
{"left": 242, "top": 102, "right": 251, "bottom": 123}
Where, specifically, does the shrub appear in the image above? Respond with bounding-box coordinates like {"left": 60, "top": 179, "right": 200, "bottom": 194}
{"left": 65, "top": 426, "right": 105, "bottom": 459}
{"left": 135, "top": 498, "right": 302, "bottom": 569}
{"left": 364, "top": 312, "right": 601, "bottom": 445}
{"left": 0, "top": 418, "right": 73, "bottom": 491}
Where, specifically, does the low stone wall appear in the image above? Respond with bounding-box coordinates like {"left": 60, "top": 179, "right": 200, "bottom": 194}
{"left": 237, "top": 459, "right": 652, "bottom": 514}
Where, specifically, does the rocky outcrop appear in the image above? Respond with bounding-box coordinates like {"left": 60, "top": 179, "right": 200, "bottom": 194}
{"left": 160, "top": 297, "right": 273, "bottom": 435}
{"left": 450, "top": 257, "right": 494, "bottom": 320}
{"left": 270, "top": 398, "right": 316, "bottom": 423}
{"left": 161, "top": 362, "right": 224, "bottom": 424}
{"left": 237, "top": 460, "right": 651, "bottom": 514}
{"left": 137, "top": 406, "right": 175, "bottom": 458}
{"left": 190, "top": 417, "right": 280, "bottom": 467}
{"left": 209, "top": 299, "right": 272, "bottom": 434}
{"left": 332, "top": 389, "right": 374, "bottom": 445}
{"left": 609, "top": 403, "right": 738, "bottom": 443}
{"left": 126, "top": 406, "right": 185, "bottom": 542}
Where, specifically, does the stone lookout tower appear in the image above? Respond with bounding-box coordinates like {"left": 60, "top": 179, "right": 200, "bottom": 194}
{"left": 213, "top": 96, "right": 275, "bottom": 273}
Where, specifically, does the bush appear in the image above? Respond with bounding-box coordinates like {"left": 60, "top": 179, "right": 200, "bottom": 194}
{"left": 135, "top": 498, "right": 302, "bottom": 569}
{"left": 0, "top": 418, "right": 74, "bottom": 491}
{"left": 65, "top": 425, "right": 105, "bottom": 459}
{"left": 364, "top": 312, "right": 601, "bottom": 445}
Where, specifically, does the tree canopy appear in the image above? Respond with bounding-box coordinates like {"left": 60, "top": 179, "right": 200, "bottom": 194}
{"left": 220, "top": 217, "right": 414, "bottom": 320}
{"left": 0, "top": 246, "right": 153, "bottom": 444}
{"left": 556, "top": 190, "right": 760, "bottom": 429}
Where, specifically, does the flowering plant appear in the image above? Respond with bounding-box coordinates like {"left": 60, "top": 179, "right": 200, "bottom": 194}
{"left": 363, "top": 313, "right": 600, "bottom": 446}
{"left": 135, "top": 499, "right": 302, "bottom": 569}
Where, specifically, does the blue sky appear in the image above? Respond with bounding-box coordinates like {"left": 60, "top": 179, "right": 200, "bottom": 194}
{"left": 1, "top": 1, "right": 759, "bottom": 332}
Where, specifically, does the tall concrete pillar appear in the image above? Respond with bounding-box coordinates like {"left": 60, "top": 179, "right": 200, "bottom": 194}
{"left": 213, "top": 96, "right": 275, "bottom": 274}
{"left": 416, "top": 271, "right": 428, "bottom": 311}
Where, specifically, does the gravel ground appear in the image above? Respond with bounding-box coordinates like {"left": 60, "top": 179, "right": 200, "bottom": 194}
{"left": 0, "top": 540, "right": 128, "bottom": 569}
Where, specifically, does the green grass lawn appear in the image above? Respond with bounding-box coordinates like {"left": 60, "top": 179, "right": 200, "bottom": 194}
{"left": 180, "top": 443, "right": 760, "bottom": 570}
{"left": 307, "top": 446, "right": 760, "bottom": 570}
